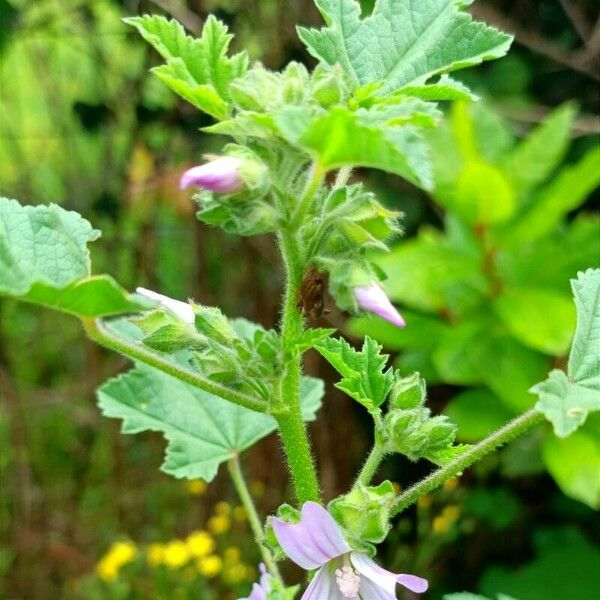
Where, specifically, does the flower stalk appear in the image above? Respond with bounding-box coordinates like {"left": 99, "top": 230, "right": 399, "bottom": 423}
{"left": 227, "top": 455, "right": 283, "bottom": 585}
{"left": 390, "top": 408, "right": 545, "bottom": 516}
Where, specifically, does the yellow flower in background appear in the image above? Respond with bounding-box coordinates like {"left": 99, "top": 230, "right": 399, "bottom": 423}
{"left": 223, "top": 561, "right": 250, "bottom": 584}
{"left": 162, "top": 540, "right": 191, "bottom": 569}
{"left": 96, "top": 541, "right": 137, "bottom": 582}
{"left": 417, "top": 494, "right": 432, "bottom": 510}
{"left": 233, "top": 506, "right": 246, "bottom": 523}
{"left": 197, "top": 554, "right": 223, "bottom": 578}
{"left": 186, "top": 530, "right": 215, "bottom": 557}
{"left": 208, "top": 514, "right": 231, "bottom": 535}
{"left": 223, "top": 546, "right": 241, "bottom": 563}
{"left": 432, "top": 505, "right": 461, "bottom": 535}
{"left": 250, "top": 481, "right": 265, "bottom": 498}
{"left": 215, "top": 501, "right": 231, "bottom": 516}
{"left": 147, "top": 543, "right": 165, "bottom": 567}
{"left": 443, "top": 477, "right": 459, "bottom": 492}
{"left": 185, "top": 479, "right": 208, "bottom": 496}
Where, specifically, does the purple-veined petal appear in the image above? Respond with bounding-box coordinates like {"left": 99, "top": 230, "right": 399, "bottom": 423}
{"left": 301, "top": 566, "right": 347, "bottom": 600}
{"left": 272, "top": 502, "right": 351, "bottom": 570}
{"left": 353, "top": 284, "right": 406, "bottom": 328}
{"left": 180, "top": 157, "right": 243, "bottom": 193}
{"left": 135, "top": 287, "right": 194, "bottom": 324}
{"left": 351, "top": 552, "right": 428, "bottom": 595}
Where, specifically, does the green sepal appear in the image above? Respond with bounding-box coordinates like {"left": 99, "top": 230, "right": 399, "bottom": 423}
{"left": 329, "top": 481, "right": 395, "bottom": 544}
{"left": 193, "top": 304, "right": 235, "bottom": 345}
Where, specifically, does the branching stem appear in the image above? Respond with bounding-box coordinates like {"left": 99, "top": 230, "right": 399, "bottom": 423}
{"left": 82, "top": 317, "right": 267, "bottom": 414}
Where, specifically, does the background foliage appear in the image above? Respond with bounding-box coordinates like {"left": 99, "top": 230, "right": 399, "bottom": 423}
{"left": 1, "top": 1, "right": 599, "bottom": 598}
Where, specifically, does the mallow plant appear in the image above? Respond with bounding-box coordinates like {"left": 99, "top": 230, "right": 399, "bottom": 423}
{"left": 1, "top": 1, "right": 598, "bottom": 598}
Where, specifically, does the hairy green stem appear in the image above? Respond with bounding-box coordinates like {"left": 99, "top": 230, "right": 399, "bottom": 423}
{"left": 355, "top": 442, "right": 386, "bottom": 487}
{"left": 275, "top": 230, "right": 321, "bottom": 504}
{"left": 293, "top": 161, "right": 325, "bottom": 226}
{"left": 227, "top": 455, "right": 283, "bottom": 585}
{"left": 82, "top": 317, "right": 267, "bottom": 414}
{"left": 391, "top": 409, "right": 544, "bottom": 516}
{"left": 334, "top": 165, "right": 353, "bottom": 189}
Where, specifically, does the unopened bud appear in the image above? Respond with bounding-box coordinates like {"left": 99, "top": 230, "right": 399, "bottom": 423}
{"left": 354, "top": 284, "right": 405, "bottom": 328}
{"left": 180, "top": 157, "right": 243, "bottom": 194}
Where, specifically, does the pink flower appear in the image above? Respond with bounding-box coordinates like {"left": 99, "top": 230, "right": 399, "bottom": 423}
{"left": 354, "top": 284, "right": 406, "bottom": 328}
{"left": 180, "top": 157, "right": 243, "bottom": 193}
{"left": 272, "top": 502, "right": 427, "bottom": 599}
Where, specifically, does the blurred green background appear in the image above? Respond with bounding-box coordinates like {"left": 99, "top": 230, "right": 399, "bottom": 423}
{"left": 1, "top": 1, "right": 599, "bottom": 599}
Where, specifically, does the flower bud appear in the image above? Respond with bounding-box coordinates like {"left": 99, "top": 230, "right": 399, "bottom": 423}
{"left": 389, "top": 372, "right": 426, "bottom": 410}
{"left": 329, "top": 481, "right": 395, "bottom": 544}
{"left": 353, "top": 284, "right": 405, "bottom": 328}
{"left": 180, "top": 157, "right": 243, "bottom": 194}
{"left": 135, "top": 287, "right": 194, "bottom": 323}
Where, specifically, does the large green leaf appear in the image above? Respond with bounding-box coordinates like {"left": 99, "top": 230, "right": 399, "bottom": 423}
{"left": 378, "top": 228, "right": 485, "bottom": 313}
{"left": 493, "top": 287, "right": 575, "bottom": 356}
{"left": 97, "top": 363, "right": 324, "bottom": 481}
{"left": 0, "top": 198, "right": 149, "bottom": 317}
{"left": 501, "top": 146, "right": 600, "bottom": 246}
{"left": 482, "top": 527, "right": 600, "bottom": 599}
{"left": 445, "top": 388, "right": 515, "bottom": 443}
{"left": 568, "top": 269, "right": 600, "bottom": 386}
{"left": 542, "top": 423, "right": 600, "bottom": 509}
{"left": 125, "top": 15, "right": 248, "bottom": 119}
{"left": 298, "top": 0, "right": 512, "bottom": 94}
{"left": 275, "top": 104, "right": 432, "bottom": 188}
{"left": 532, "top": 270, "right": 600, "bottom": 436}
{"left": 531, "top": 370, "right": 600, "bottom": 438}
{"left": 500, "top": 103, "right": 575, "bottom": 194}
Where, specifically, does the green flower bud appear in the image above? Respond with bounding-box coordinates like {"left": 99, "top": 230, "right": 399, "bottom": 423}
{"left": 422, "top": 416, "right": 457, "bottom": 450}
{"left": 329, "top": 481, "right": 395, "bottom": 544}
{"left": 193, "top": 305, "right": 235, "bottom": 345}
{"left": 389, "top": 372, "right": 426, "bottom": 409}
{"left": 282, "top": 62, "right": 310, "bottom": 103}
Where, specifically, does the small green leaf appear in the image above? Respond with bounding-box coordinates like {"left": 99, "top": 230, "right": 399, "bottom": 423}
{"left": 531, "top": 370, "right": 600, "bottom": 438}
{"left": 125, "top": 15, "right": 247, "bottom": 118}
{"left": 298, "top": 0, "right": 512, "bottom": 94}
{"left": 293, "top": 328, "right": 337, "bottom": 353}
{"left": 397, "top": 74, "right": 477, "bottom": 102}
{"left": 275, "top": 104, "right": 432, "bottom": 188}
{"left": 315, "top": 336, "right": 393, "bottom": 410}
{"left": 494, "top": 287, "right": 576, "bottom": 356}
{"left": 98, "top": 364, "right": 324, "bottom": 481}
{"left": 0, "top": 198, "right": 150, "bottom": 317}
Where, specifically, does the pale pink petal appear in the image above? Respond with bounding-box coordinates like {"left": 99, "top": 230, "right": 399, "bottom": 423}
{"left": 351, "top": 552, "right": 428, "bottom": 595}
{"left": 180, "top": 157, "right": 243, "bottom": 193}
{"left": 135, "top": 287, "right": 194, "bottom": 323}
{"left": 272, "top": 502, "right": 351, "bottom": 570}
{"left": 359, "top": 576, "right": 396, "bottom": 600}
{"left": 301, "top": 566, "right": 346, "bottom": 600}
{"left": 354, "top": 284, "right": 406, "bottom": 328}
